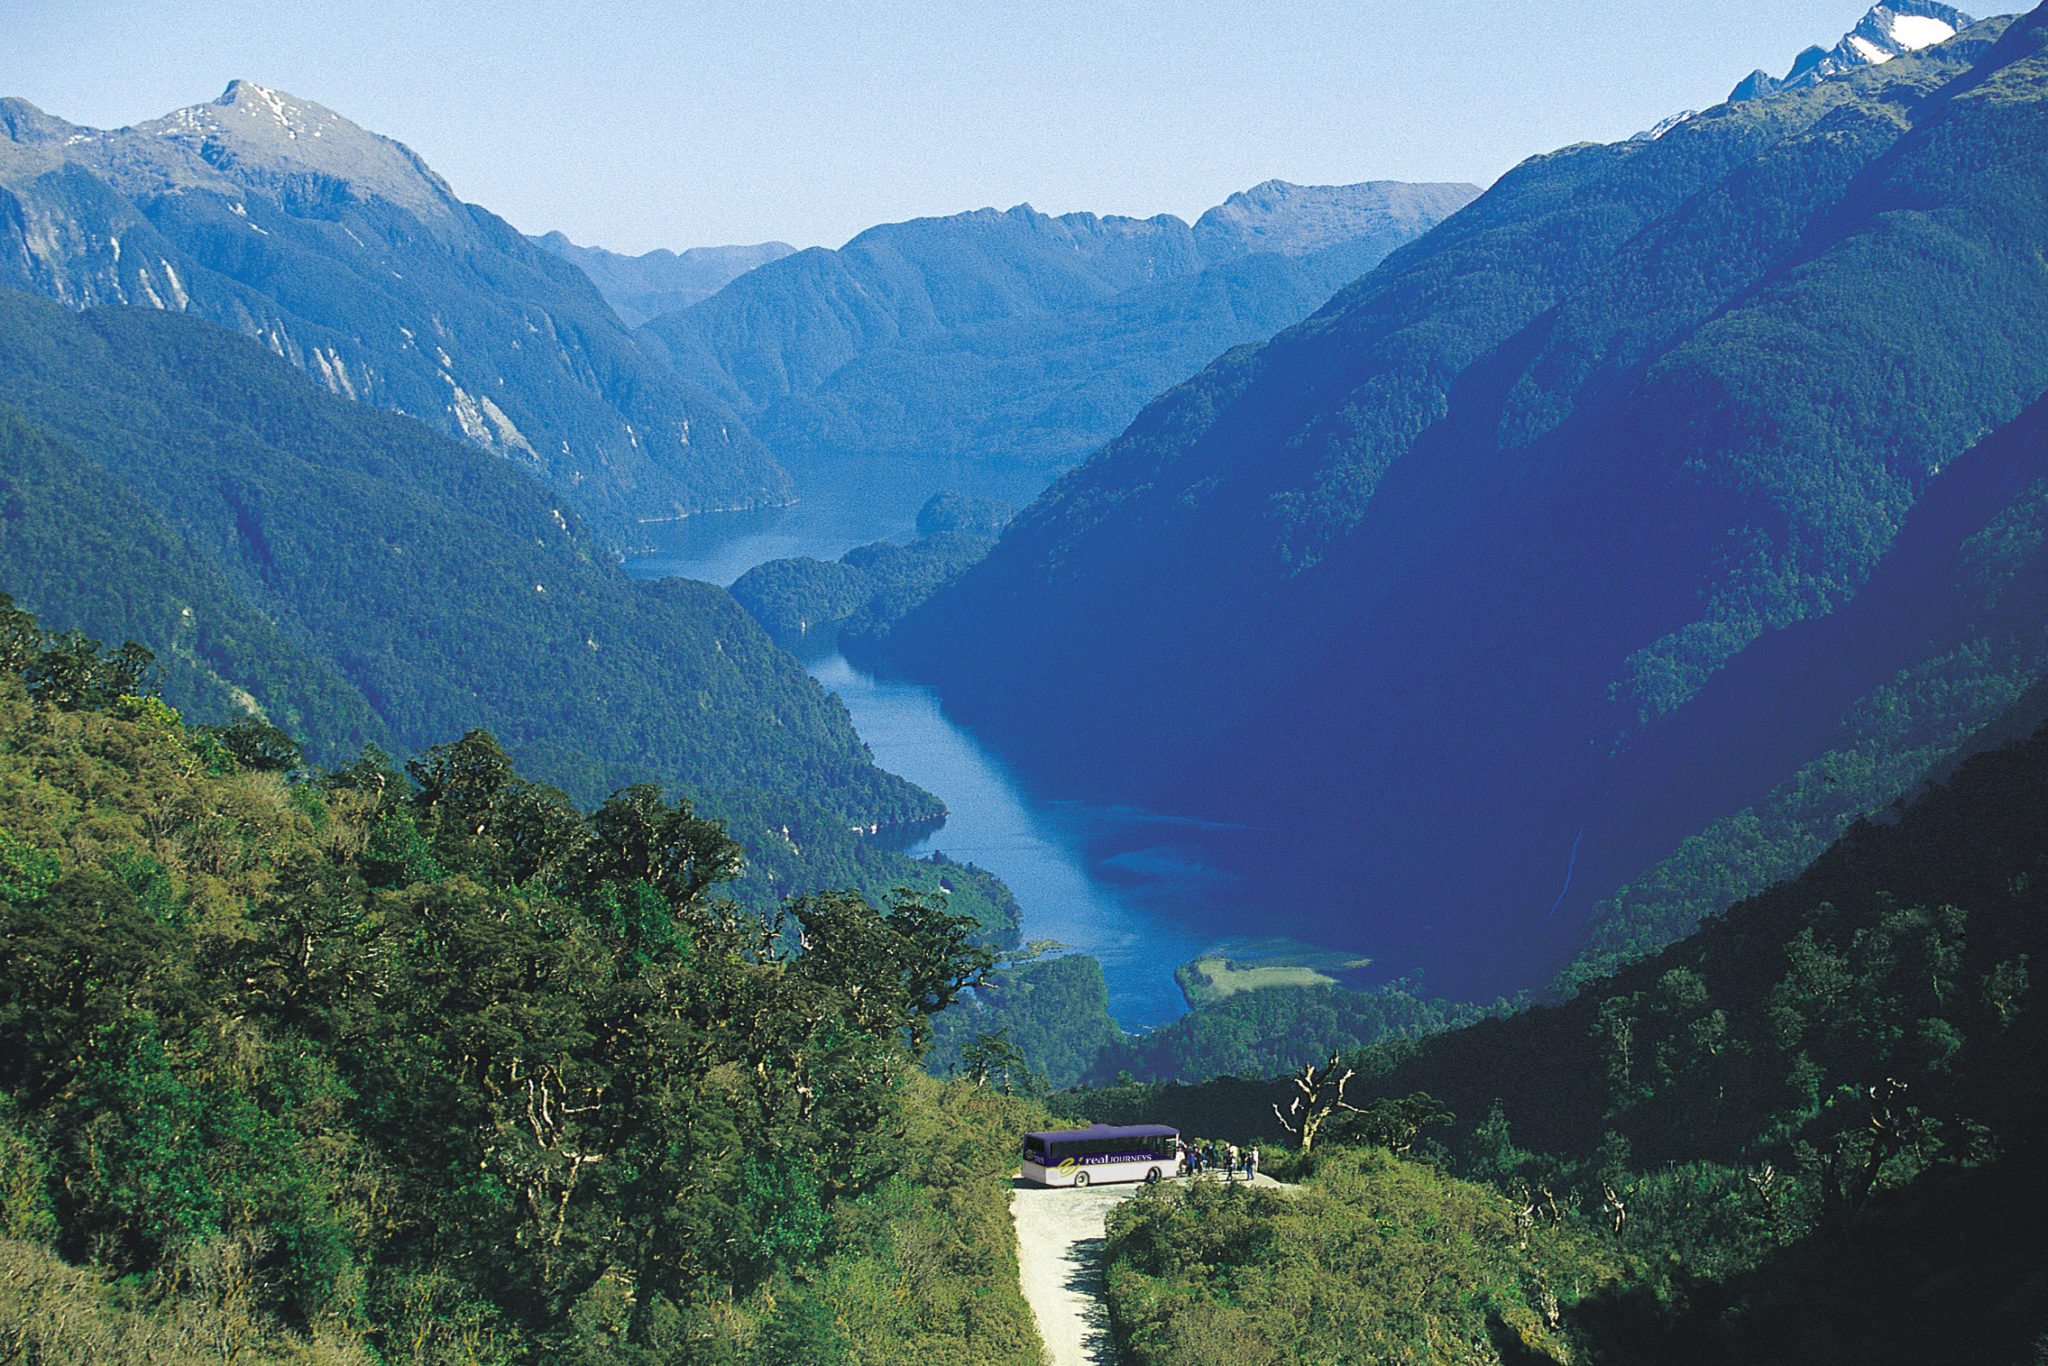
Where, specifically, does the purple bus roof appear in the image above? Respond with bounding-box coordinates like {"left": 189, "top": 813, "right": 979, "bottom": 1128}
{"left": 1023, "top": 1123, "right": 1178, "bottom": 1142}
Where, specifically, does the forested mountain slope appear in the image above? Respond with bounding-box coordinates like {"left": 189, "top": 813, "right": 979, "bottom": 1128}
{"left": 640, "top": 180, "right": 1476, "bottom": 490}
{"left": 1562, "top": 385, "right": 2048, "bottom": 983}
{"left": 0, "top": 82, "right": 788, "bottom": 543}
{"left": 885, "top": 9, "right": 2048, "bottom": 996}
{"left": 0, "top": 288, "right": 1019, "bottom": 928}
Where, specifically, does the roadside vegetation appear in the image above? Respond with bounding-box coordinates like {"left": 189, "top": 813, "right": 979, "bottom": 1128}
{"left": 0, "top": 594, "right": 1044, "bottom": 1365}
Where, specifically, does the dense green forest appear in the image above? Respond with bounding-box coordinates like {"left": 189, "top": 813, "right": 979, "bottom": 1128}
{"left": 0, "top": 287, "right": 1018, "bottom": 936}
{"left": 1081, "top": 980, "right": 1493, "bottom": 1089}
{"left": 1557, "top": 389, "right": 2048, "bottom": 986}
{"left": 0, "top": 596, "right": 1045, "bottom": 1364}
{"left": 0, "top": 82, "right": 787, "bottom": 541}
{"left": 731, "top": 493, "right": 1010, "bottom": 645}
{"left": 1076, "top": 698, "right": 2048, "bottom": 1362}
{"left": 885, "top": 12, "right": 2048, "bottom": 1001}
{"left": 927, "top": 954, "right": 1126, "bottom": 1092}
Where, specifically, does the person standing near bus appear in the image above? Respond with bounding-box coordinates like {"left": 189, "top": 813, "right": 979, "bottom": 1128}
{"left": 1248, "top": 1146, "right": 1260, "bottom": 1182}
{"left": 1227, "top": 1145, "right": 1239, "bottom": 1180}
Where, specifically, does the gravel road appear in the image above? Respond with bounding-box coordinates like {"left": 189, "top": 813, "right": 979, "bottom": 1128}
{"left": 1011, "top": 1173, "right": 1287, "bottom": 1365}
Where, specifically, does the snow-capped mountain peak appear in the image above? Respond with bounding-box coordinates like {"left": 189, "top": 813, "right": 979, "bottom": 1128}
{"left": 1729, "top": 1, "right": 1973, "bottom": 102}
{"left": 133, "top": 81, "right": 460, "bottom": 223}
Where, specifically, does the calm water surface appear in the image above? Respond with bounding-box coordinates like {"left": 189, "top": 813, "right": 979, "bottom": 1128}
{"left": 628, "top": 496, "right": 921, "bottom": 588}
{"left": 625, "top": 495, "right": 1240, "bottom": 1029}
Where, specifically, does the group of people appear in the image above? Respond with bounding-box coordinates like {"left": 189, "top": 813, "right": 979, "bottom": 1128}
{"left": 1181, "top": 1139, "right": 1259, "bottom": 1182}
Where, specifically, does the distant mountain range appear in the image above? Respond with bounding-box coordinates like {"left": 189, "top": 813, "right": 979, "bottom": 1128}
{"left": 531, "top": 232, "right": 796, "bottom": 326}
{"left": 637, "top": 180, "right": 1477, "bottom": 497}
{"left": 0, "top": 81, "right": 790, "bottom": 544}
{"left": 880, "top": 8, "right": 2048, "bottom": 996}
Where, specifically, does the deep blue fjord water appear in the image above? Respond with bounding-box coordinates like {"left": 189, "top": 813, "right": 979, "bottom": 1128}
{"left": 624, "top": 497, "right": 1237, "bottom": 1030}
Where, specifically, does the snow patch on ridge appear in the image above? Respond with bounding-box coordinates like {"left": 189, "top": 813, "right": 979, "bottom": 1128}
{"left": 1888, "top": 13, "right": 1957, "bottom": 48}
{"left": 1633, "top": 111, "right": 1697, "bottom": 142}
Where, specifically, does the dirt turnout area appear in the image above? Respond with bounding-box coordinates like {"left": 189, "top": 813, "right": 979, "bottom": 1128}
{"left": 1011, "top": 1174, "right": 1287, "bottom": 1364}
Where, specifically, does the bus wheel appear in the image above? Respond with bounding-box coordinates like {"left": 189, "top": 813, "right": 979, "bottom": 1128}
{"left": 1145, "top": 1168, "right": 1161, "bottom": 1184}
{"left": 1073, "top": 1171, "right": 1090, "bottom": 1187}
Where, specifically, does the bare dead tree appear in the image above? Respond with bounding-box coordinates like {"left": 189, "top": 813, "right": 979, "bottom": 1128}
{"left": 1600, "top": 1181, "right": 1629, "bottom": 1238}
{"left": 1746, "top": 1162, "right": 1779, "bottom": 1219}
{"left": 1818, "top": 1076, "right": 1915, "bottom": 1234}
{"left": 1271, "top": 1052, "right": 1361, "bottom": 1153}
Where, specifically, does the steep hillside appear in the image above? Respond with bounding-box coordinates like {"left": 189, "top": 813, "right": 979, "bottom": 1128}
{"left": 1562, "top": 387, "right": 2048, "bottom": 984}
{"left": 0, "top": 618, "right": 1043, "bottom": 1364}
{"left": 532, "top": 231, "right": 795, "bottom": 326}
{"left": 0, "top": 288, "right": 899, "bottom": 813}
{"left": 1083, "top": 703, "right": 2048, "bottom": 1361}
{"left": 884, "top": 11, "right": 2048, "bottom": 995}
{"left": 0, "top": 82, "right": 788, "bottom": 543}
{"left": 0, "top": 402, "right": 383, "bottom": 760}
{"left": 0, "top": 288, "right": 1027, "bottom": 934}
{"left": 640, "top": 181, "right": 1476, "bottom": 491}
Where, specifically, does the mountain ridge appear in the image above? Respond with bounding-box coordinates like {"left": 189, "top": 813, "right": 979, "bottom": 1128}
{"left": 531, "top": 230, "right": 796, "bottom": 326}
{"left": 1731, "top": 0, "right": 1976, "bottom": 101}
{"left": 878, "top": 13, "right": 2048, "bottom": 996}
{"left": 638, "top": 178, "right": 1478, "bottom": 497}
{"left": 0, "top": 82, "right": 790, "bottom": 544}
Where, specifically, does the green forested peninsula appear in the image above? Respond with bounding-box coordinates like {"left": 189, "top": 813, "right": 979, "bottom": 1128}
{"left": 730, "top": 493, "right": 1010, "bottom": 645}
{"left": 923, "top": 946, "right": 1494, "bottom": 1094}
{"left": 0, "top": 597, "right": 1043, "bottom": 1364}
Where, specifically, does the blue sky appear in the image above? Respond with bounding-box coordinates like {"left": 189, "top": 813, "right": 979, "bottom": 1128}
{"left": 0, "top": 1, "right": 1980, "bottom": 252}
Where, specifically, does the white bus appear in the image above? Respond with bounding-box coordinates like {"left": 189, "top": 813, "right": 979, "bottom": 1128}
{"left": 1021, "top": 1123, "right": 1180, "bottom": 1187}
